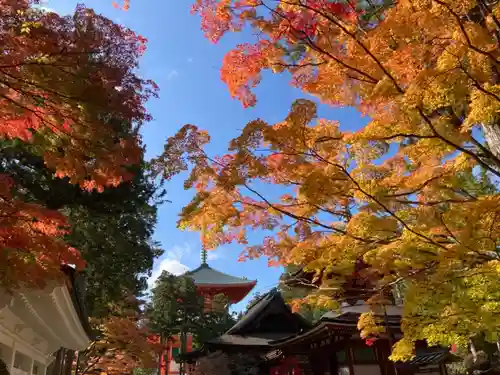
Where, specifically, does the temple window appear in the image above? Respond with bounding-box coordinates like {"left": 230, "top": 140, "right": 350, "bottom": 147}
{"left": 333, "top": 343, "right": 382, "bottom": 375}
{"left": 13, "top": 352, "right": 31, "bottom": 374}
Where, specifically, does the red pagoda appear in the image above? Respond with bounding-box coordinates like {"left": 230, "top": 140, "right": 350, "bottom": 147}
{"left": 185, "top": 249, "right": 257, "bottom": 311}
{"left": 156, "top": 249, "right": 256, "bottom": 375}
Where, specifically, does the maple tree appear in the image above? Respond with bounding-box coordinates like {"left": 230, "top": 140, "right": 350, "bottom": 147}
{"left": 0, "top": 1, "right": 156, "bottom": 290}
{"left": 279, "top": 265, "right": 329, "bottom": 322}
{"left": 152, "top": 0, "right": 500, "bottom": 361}
{"left": 1, "top": 95, "right": 163, "bottom": 375}
{"left": 77, "top": 295, "right": 162, "bottom": 375}
{"left": 1, "top": 139, "right": 164, "bottom": 318}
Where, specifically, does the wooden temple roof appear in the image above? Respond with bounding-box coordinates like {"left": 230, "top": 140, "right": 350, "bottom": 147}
{"left": 269, "top": 301, "right": 403, "bottom": 348}
{"left": 177, "top": 289, "right": 310, "bottom": 362}
{"left": 227, "top": 288, "right": 310, "bottom": 335}
{"left": 397, "top": 348, "right": 459, "bottom": 367}
{"left": 267, "top": 301, "right": 458, "bottom": 368}
{"left": 61, "top": 264, "right": 94, "bottom": 339}
{"left": 205, "top": 289, "right": 310, "bottom": 348}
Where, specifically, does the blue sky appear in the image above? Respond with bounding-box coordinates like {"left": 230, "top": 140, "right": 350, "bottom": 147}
{"left": 47, "top": 0, "right": 366, "bottom": 312}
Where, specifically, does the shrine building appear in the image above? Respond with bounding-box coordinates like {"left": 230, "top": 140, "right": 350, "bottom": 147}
{"left": 0, "top": 265, "right": 93, "bottom": 375}
{"left": 179, "top": 261, "right": 458, "bottom": 375}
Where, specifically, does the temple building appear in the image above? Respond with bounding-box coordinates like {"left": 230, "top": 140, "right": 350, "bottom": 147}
{"left": 201, "top": 288, "right": 309, "bottom": 352}
{"left": 268, "top": 301, "right": 455, "bottom": 375}
{"left": 157, "top": 249, "right": 256, "bottom": 375}
{"left": 0, "top": 265, "right": 92, "bottom": 375}
{"left": 267, "top": 263, "right": 458, "bottom": 375}
{"left": 178, "top": 288, "right": 310, "bottom": 369}
{"left": 181, "top": 261, "right": 458, "bottom": 375}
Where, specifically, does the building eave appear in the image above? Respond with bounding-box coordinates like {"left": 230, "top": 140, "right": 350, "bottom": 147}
{"left": 0, "top": 280, "right": 92, "bottom": 360}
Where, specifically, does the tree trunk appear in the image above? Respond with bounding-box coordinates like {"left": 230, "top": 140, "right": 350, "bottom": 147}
{"left": 482, "top": 123, "right": 500, "bottom": 161}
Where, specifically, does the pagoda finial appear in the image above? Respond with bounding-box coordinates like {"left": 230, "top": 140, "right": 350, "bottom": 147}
{"left": 201, "top": 248, "right": 208, "bottom": 265}
{"left": 201, "top": 220, "right": 208, "bottom": 266}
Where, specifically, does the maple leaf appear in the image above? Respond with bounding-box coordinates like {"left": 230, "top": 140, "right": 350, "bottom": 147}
{"left": 151, "top": 0, "right": 500, "bottom": 362}
{"left": 0, "top": 2, "right": 157, "bottom": 191}
{"left": 0, "top": 1, "right": 157, "bottom": 290}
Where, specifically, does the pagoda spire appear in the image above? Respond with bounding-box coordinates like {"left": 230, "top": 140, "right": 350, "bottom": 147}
{"left": 201, "top": 219, "right": 208, "bottom": 266}
{"left": 201, "top": 248, "right": 208, "bottom": 265}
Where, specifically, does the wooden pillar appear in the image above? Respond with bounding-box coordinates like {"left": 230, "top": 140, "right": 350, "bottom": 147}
{"left": 347, "top": 343, "right": 355, "bottom": 375}
{"left": 376, "top": 340, "right": 396, "bottom": 375}
{"left": 29, "top": 358, "right": 35, "bottom": 375}
{"left": 9, "top": 341, "right": 16, "bottom": 371}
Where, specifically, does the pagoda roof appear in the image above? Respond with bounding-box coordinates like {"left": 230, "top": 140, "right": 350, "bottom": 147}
{"left": 185, "top": 264, "right": 256, "bottom": 286}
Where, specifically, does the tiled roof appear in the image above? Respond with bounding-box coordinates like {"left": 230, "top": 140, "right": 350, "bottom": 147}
{"left": 320, "top": 301, "right": 403, "bottom": 320}
{"left": 407, "top": 351, "right": 449, "bottom": 366}
{"left": 395, "top": 349, "right": 459, "bottom": 367}
{"left": 61, "top": 265, "right": 95, "bottom": 339}
{"left": 270, "top": 301, "right": 402, "bottom": 347}
{"left": 227, "top": 288, "right": 310, "bottom": 335}
{"left": 208, "top": 333, "right": 293, "bottom": 347}
{"left": 185, "top": 264, "right": 256, "bottom": 286}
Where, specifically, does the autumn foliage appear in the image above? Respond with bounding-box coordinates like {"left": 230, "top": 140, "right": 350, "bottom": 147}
{"left": 84, "top": 317, "right": 160, "bottom": 375}
{"left": 80, "top": 297, "right": 162, "bottom": 375}
{"left": 0, "top": 174, "right": 83, "bottom": 289}
{"left": 0, "top": 1, "right": 156, "bottom": 290}
{"left": 154, "top": 0, "right": 500, "bottom": 361}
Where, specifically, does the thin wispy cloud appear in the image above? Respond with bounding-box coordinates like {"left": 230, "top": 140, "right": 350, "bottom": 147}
{"left": 147, "top": 244, "right": 225, "bottom": 289}
{"left": 166, "top": 70, "right": 179, "bottom": 81}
